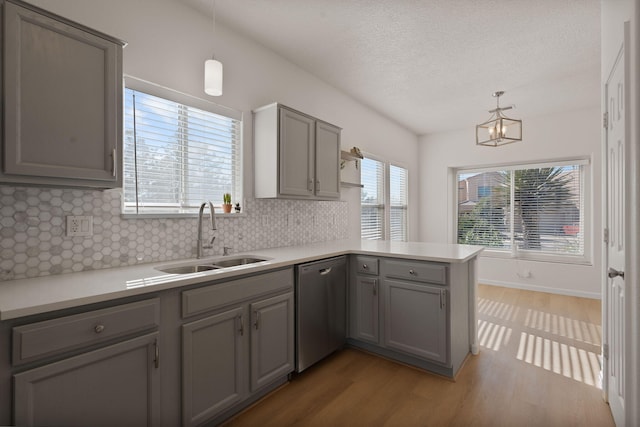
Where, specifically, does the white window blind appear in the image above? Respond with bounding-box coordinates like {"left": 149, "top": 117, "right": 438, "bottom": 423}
{"left": 389, "top": 164, "right": 408, "bottom": 241}
{"left": 123, "top": 80, "right": 242, "bottom": 215}
{"left": 457, "top": 162, "right": 587, "bottom": 260}
{"left": 361, "top": 157, "right": 385, "bottom": 240}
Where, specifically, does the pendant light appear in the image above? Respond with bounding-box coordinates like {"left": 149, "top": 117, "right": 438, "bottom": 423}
{"left": 204, "top": 0, "right": 223, "bottom": 96}
{"left": 204, "top": 57, "right": 223, "bottom": 96}
{"left": 476, "top": 91, "right": 522, "bottom": 147}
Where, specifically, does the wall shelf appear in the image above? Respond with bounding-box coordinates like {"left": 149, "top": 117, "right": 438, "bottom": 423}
{"left": 340, "top": 148, "right": 362, "bottom": 187}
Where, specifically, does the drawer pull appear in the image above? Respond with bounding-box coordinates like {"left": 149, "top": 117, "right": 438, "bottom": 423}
{"left": 362, "top": 264, "right": 368, "bottom": 269}
{"left": 409, "top": 269, "right": 416, "bottom": 275}
{"left": 94, "top": 324, "right": 105, "bottom": 334}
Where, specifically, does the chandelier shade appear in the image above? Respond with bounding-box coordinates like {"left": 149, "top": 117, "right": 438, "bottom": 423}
{"left": 476, "top": 91, "right": 522, "bottom": 147}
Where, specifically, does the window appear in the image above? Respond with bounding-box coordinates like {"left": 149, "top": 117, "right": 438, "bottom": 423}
{"left": 456, "top": 159, "right": 589, "bottom": 262}
{"left": 123, "top": 78, "right": 242, "bottom": 215}
{"left": 361, "top": 156, "right": 408, "bottom": 241}
{"left": 389, "top": 165, "right": 408, "bottom": 241}
{"left": 361, "top": 157, "right": 385, "bottom": 240}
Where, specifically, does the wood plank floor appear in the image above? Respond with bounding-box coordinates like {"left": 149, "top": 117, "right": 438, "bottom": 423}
{"left": 224, "top": 285, "right": 614, "bottom": 427}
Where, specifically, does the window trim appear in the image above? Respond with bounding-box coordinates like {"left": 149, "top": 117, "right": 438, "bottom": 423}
{"left": 452, "top": 157, "right": 592, "bottom": 265}
{"left": 122, "top": 76, "right": 243, "bottom": 217}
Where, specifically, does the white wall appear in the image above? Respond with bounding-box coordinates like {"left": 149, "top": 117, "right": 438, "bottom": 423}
{"left": 28, "top": 0, "right": 419, "bottom": 241}
{"left": 418, "top": 107, "right": 602, "bottom": 298}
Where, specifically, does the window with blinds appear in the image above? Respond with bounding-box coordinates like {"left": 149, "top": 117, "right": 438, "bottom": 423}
{"left": 456, "top": 160, "right": 588, "bottom": 260}
{"left": 361, "top": 157, "right": 385, "bottom": 239}
{"left": 123, "top": 79, "right": 242, "bottom": 215}
{"left": 389, "top": 165, "right": 408, "bottom": 241}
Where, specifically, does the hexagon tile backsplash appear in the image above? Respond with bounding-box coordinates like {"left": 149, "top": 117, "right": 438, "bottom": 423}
{"left": 0, "top": 185, "right": 349, "bottom": 281}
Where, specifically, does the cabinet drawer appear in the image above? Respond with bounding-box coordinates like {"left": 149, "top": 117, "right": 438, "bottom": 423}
{"left": 383, "top": 259, "right": 447, "bottom": 285}
{"left": 12, "top": 298, "right": 160, "bottom": 365}
{"left": 355, "top": 256, "right": 379, "bottom": 275}
{"left": 182, "top": 268, "right": 294, "bottom": 318}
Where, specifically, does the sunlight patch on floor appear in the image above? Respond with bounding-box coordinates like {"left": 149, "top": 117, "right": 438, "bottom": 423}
{"left": 515, "top": 331, "right": 602, "bottom": 388}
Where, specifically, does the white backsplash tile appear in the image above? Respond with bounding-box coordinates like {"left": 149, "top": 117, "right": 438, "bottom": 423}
{"left": 0, "top": 186, "right": 349, "bottom": 281}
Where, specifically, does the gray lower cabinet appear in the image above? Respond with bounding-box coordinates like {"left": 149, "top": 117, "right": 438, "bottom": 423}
{"left": 348, "top": 255, "right": 469, "bottom": 377}
{"left": 351, "top": 276, "right": 379, "bottom": 343}
{"left": 383, "top": 279, "right": 448, "bottom": 364}
{"left": 180, "top": 269, "right": 295, "bottom": 427}
{"left": 14, "top": 332, "right": 160, "bottom": 427}
{"left": 250, "top": 293, "right": 294, "bottom": 392}
{"left": 8, "top": 298, "right": 161, "bottom": 427}
{"left": 1, "top": 0, "right": 123, "bottom": 188}
{"left": 182, "top": 307, "right": 244, "bottom": 427}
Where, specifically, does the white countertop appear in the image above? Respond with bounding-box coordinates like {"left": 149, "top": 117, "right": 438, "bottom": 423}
{"left": 0, "top": 239, "right": 483, "bottom": 320}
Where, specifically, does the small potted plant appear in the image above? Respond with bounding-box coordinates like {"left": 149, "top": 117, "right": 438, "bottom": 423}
{"left": 222, "top": 193, "right": 232, "bottom": 213}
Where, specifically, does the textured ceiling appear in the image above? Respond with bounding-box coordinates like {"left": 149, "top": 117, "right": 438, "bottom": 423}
{"left": 180, "top": 0, "right": 601, "bottom": 135}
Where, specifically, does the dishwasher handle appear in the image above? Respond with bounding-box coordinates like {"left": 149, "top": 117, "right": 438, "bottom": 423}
{"left": 319, "top": 267, "right": 333, "bottom": 276}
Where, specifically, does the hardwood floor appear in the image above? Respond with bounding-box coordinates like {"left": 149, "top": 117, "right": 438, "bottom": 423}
{"left": 224, "top": 285, "right": 614, "bottom": 427}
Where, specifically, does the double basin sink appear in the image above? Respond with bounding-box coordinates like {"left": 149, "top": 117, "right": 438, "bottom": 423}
{"left": 156, "top": 256, "right": 269, "bottom": 275}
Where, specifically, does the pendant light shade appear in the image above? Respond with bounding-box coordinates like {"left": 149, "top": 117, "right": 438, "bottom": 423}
{"left": 204, "top": 58, "right": 223, "bottom": 96}
{"left": 476, "top": 91, "right": 522, "bottom": 147}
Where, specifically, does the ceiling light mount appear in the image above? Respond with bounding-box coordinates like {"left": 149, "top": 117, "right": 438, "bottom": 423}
{"left": 204, "top": 0, "right": 223, "bottom": 96}
{"left": 476, "top": 91, "right": 522, "bottom": 147}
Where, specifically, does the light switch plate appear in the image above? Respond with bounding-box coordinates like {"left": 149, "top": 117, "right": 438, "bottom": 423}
{"left": 66, "top": 215, "right": 93, "bottom": 237}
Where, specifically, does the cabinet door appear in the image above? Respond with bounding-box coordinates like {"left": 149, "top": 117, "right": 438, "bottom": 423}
{"left": 352, "top": 276, "right": 379, "bottom": 343}
{"left": 250, "top": 292, "right": 294, "bottom": 392}
{"left": 383, "top": 279, "right": 448, "bottom": 364}
{"left": 14, "top": 333, "right": 160, "bottom": 427}
{"left": 3, "top": 2, "right": 121, "bottom": 185}
{"left": 278, "top": 108, "right": 315, "bottom": 197}
{"left": 182, "top": 307, "right": 245, "bottom": 427}
{"left": 314, "top": 121, "right": 341, "bottom": 199}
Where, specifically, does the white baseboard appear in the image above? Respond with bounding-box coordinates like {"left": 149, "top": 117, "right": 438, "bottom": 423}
{"left": 478, "top": 278, "right": 602, "bottom": 300}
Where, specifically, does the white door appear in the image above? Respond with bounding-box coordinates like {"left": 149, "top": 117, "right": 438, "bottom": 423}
{"left": 603, "top": 26, "right": 627, "bottom": 427}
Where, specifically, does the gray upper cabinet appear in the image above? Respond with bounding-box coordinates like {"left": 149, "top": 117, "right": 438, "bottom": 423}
{"left": 254, "top": 103, "right": 341, "bottom": 200}
{"left": 1, "top": 0, "right": 123, "bottom": 188}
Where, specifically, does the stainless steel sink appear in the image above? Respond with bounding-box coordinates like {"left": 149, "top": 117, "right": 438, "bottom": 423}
{"left": 211, "top": 257, "right": 268, "bottom": 268}
{"left": 158, "top": 265, "right": 220, "bottom": 274}
{"left": 155, "top": 256, "right": 269, "bottom": 274}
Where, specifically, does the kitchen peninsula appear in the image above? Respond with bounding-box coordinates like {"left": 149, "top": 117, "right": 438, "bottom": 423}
{"left": 0, "top": 239, "right": 482, "bottom": 426}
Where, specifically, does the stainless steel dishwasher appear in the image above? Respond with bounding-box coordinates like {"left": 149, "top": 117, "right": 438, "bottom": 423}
{"left": 295, "top": 256, "right": 347, "bottom": 372}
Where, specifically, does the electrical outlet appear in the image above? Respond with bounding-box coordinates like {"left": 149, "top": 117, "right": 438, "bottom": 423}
{"left": 66, "top": 216, "right": 93, "bottom": 237}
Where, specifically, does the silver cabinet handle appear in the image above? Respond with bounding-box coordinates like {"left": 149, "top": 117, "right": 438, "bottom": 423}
{"left": 94, "top": 324, "right": 105, "bottom": 334}
{"left": 238, "top": 315, "right": 244, "bottom": 336}
{"left": 440, "top": 290, "right": 446, "bottom": 309}
{"left": 362, "top": 264, "right": 368, "bottom": 269}
{"left": 111, "top": 148, "right": 117, "bottom": 177}
{"left": 154, "top": 339, "right": 160, "bottom": 369}
{"left": 608, "top": 267, "right": 625, "bottom": 279}
{"left": 308, "top": 178, "right": 313, "bottom": 192}
{"left": 319, "top": 267, "right": 332, "bottom": 276}
{"left": 409, "top": 269, "right": 416, "bottom": 275}
{"left": 373, "top": 281, "right": 377, "bottom": 296}
{"left": 254, "top": 311, "right": 260, "bottom": 330}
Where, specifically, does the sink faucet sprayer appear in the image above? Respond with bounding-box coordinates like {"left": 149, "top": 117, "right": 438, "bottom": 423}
{"left": 197, "top": 201, "right": 216, "bottom": 258}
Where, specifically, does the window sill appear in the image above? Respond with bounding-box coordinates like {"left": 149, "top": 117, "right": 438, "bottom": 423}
{"left": 121, "top": 212, "right": 248, "bottom": 220}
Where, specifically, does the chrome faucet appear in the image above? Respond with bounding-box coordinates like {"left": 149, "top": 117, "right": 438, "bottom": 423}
{"left": 197, "top": 201, "right": 216, "bottom": 258}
